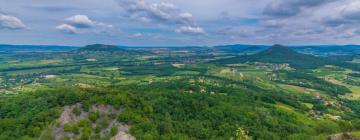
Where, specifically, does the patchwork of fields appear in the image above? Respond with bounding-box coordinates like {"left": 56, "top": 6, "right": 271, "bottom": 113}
{"left": 0, "top": 44, "right": 360, "bottom": 140}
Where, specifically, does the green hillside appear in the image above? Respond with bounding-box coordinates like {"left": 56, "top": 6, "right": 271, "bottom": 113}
{"left": 0, "top": 44, "right": 360, "bottom": 140}
{"left": 214, "top": 45, "right": 334, "bottom": 69}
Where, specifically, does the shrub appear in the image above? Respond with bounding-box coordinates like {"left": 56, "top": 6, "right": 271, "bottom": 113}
{"left": 72, "top": 107, "right": 81, "bottom": 116}
{"left": 89, "top": 111, "right": 100, "bottom": 122}
{"left": 110, "top": 126, "right": 118, "bottom": 136}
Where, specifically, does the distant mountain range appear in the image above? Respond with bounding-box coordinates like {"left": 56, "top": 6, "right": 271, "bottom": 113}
{"left": 214, "top": 45, "right": 360, "bottom": 70}
{"left": 212, "top": 44, "right": 360, "bottom": 55}
{"left": 1, "top": 44, "right": 360, "bottom": 56}
{"left": 292, "top": 45, "right": 360, "bottom": 56}
{"left": 0, "top": 44, "right": 77, "bottom": 52}
{"left": 53, "top": 44, "right": 144, "bottom": 60}
{"left": 211, "top": 44, "right": 270, "bottom": 54}
{"left": 76, "top": 44, "right": 125, "bottom": 52}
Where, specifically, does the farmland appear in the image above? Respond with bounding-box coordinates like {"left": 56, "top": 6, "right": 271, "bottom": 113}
{"left": 0, "top": 44, "right": 360, "bottom": 140}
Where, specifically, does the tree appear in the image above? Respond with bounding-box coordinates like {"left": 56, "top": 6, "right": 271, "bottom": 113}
{"left": 159, "top": 112, "right": 173, "bottom": 135}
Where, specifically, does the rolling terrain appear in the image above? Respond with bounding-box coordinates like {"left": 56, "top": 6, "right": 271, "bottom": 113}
{"left": 0, "top": 44, "right": 359, "bottom": 140}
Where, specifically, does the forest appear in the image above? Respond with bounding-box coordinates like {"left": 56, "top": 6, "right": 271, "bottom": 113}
{"left": 0, "top": 44, "right": 360, "bottom": 140}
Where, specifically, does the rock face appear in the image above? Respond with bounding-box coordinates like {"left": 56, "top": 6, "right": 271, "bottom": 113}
{"left": 41, "top": 104, "right": 134, "bottom": 140}
{"left": 54, "top": 104, "right": 88, "bottom": 140}
{"left": 58, "top": 104, "right": 87, "bottom": 125}
{"left": 111, "top": 131, "right": 135, "bottom": 140}
{"left": 328, "top": 133, "right": 360, "bottom": 140}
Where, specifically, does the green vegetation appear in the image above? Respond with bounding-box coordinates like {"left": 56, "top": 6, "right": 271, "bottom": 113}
{"left": 0, "top": 44, "right": 359, "bottom": 139}
{"left": 214, "top": 45, "right": 360, "bottom": 70}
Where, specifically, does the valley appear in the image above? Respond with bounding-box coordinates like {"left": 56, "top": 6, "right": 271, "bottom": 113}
{"left": 0, "top": 44, "right": 360, "bottom": 140}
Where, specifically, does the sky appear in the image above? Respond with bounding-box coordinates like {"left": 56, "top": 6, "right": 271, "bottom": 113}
{"left": 1, "top": 0, "right": 360, "bottom": 46}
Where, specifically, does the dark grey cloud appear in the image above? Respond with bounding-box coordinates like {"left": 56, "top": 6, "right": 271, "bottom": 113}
{"left": 117, "top": 0, "right": 178, "bottom": 23}
{"left": 26, "top": 5, "right": 81, "bottom": 12}
{"left": 323, "top": 1, "right": 360, "bottom": 27}
{"left": 3, "top": 0, "right": 360, "bottom": 46}
{"left": 0, "top": 13, "right": 27, "bottom": 30}
{"left": 263, "top": 0, "right": 336, "bottom": 18}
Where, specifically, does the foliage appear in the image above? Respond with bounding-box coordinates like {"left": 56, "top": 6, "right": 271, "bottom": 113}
{"left": 231, "top": 127, "right": 252, "bottom": 140}
{"left": 72, "top": 107, "right": 81, "bottom": 116}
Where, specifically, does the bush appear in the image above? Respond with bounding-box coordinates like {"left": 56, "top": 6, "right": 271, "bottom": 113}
{"left": 63, "top": 124, "right": 79, "bottom": 135}
{"left": 77, "top": 119, "right": 92, "bottom": 128}
{"left": 89, "top": 111, "right": 100, "bottom": 122}
{"left": 94, "top": 125, "right": 101, "bottom": 134}
{"left": 71, "top": 125, "right": 79, "bottom": 135}
{"left": 63, "top": 124, "right": 72, "bottom": 132}
{"left": 72, "top": 107, "right": 81, "bottom": 116}
{"left": 110, "top": 126, "right": 118, "bottom": 136}
{"left": 99, "top": 116, "right": 109, "bottom": 129}
{"left": 80, "top": 127, "right": 92, "bottom": 140}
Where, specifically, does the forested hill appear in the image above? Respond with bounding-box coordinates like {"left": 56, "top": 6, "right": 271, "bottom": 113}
{"left": 69, "top": 44, "right": 147, "bottom": 57}
{"left": 214, "top": 44, "right": 359, "bottom": 70}
{"left": 76, "top": 44, "right": 124, "bottom": 52}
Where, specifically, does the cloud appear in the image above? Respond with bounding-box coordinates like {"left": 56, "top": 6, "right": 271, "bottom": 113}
{"left": 56, "top": 24, "right": 77, "bottom": 34}
{"left": 177, "top": 12, "right": 194, "bottom": 25}
{"left": 116, "top": 0, "right": 205, "bottom": 35}
{"left": 27, "top": 5, "right": 81, "bottom": 12}
{"left": 117, "top": 0, "right": 177, "bottom": 22}
{"left": 0, "top": 13, "right": 27, "bottom": 30}
{"left": 323, "top": 1, "right": 360, "bottom": 27}
{"left": 66, "top": 15, "right": 95, "bottom": 28}
{"left": 57, "top": 14, "right": 113, "bottom": 34}
{"left": 5, "top": 0, "right": 360, "bottom": 45}
{"left": 176, "top": 26, "right": 205, "bottom": 35}
{"left": 132, "top": 33, "right": 143, "bottom": 37}
{"left": 263, "top": 0, "right": 337, "bottom": 18}
{"left": 262, "top": 19, "right": 288, "bottom": 28}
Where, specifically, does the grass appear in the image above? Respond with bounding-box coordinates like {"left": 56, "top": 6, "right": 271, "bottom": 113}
{"left": 275, "top": 103, "right": 314, "bottom": 126}
{"left": 312, "top": 66, "right": 360, "bottom": 100}
{"left": 278, "top": 84, "right": 328, "bottom": 97}
{"left": 174, "top": 70, "right": 200, "bottom": 75}
{"left": 0, "top": 59, "right": 63, "bottom": 70}
{"left": 208, "top": 66, "right": 269, "bottom": 82}
{"left": 350, "top": 131, "right": 360, "bottom": 137}
{"left": 343, "top": 86, "right": 360, "bottom": 100}
{"left": 57, "top": 74, "right": 111, "bottom": 87}
{"left": 13, "top": 84, "right": 48, "bottom": 93}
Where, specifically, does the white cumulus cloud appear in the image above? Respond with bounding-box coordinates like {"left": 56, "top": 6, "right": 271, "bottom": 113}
{"left": 176, "top": 26, "right": 205, "bottom": 35}
{"left": 66, "top": 15, "right": 95, "bottom": 28}
{"left": 0, "top": 13, "right": 27, "bottom": 30}
{"left": 56, "top": 24, "right": 77, "bottom": 34}
{"left": 56, "top": 14, "right": 113, "bottom": 35}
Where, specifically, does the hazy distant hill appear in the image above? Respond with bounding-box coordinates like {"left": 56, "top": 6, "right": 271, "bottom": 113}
{"left": 212, "top": 44, "right": 360, "bottom": 56}
{"left": 0, "top": 44, "right": 77, "bottom": 53}
{"left": 212, "top": 44, "right": 269, "bottom": 54}
{"left": 76, "top": 44, "right": 124, "bottom": 52}
{"left": 58, "top": 44, "right": 148, "bottom": 60}
{"left": 214, "top": 44, "right": 358, "bottom": 69}
{"left": 73, "top": 44, "right": 146, "bottom": 55}
{"left": 293, "top": 45, "right": 360, "bottom": 56}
